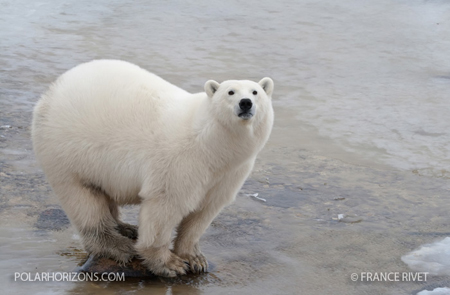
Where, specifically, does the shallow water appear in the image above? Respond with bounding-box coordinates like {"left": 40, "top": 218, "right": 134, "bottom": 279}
{"left": 1, "top": 0, "right": 450, "bottom": 294}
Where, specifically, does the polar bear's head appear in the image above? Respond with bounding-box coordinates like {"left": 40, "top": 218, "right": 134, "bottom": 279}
{"left": 204, "top": 78, "right": 274, "bottom": 125}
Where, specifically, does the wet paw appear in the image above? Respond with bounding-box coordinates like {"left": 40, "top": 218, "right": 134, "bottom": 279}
{"left": 83, "top": 230, "right": 136, "bottom": 265}
{"left": 179, "top": 252, "right": 208, "bottom": 274}
{"left": 108, "top": 247, "right": 135, "bottom": 266}
{"left": 138, "top": 247, "right": 189, "bottom": 277}
{"left": 157, "top": 252, "right": 189, "bottom": 277}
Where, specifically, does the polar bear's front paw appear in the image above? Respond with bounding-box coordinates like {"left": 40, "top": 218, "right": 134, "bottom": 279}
{"left": 138, "top": 247, "right": 189, "bottom": 277}
{"left": 178, "top": 251, "right": 209, "bottom": 274}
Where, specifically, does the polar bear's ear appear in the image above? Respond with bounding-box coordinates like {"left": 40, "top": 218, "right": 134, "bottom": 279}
{"left": 259, "top": 77, "right": 274, "bottom": 97}
{"left": 204, "top": 80, "right": 220, "bottom": 98}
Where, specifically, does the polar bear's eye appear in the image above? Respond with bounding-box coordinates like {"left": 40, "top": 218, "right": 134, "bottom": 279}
{"left": 228, "top": 90, "right": 234, "bottom": 95}
{"left": 252, "top": 90, "right": 258, "bottom": 95}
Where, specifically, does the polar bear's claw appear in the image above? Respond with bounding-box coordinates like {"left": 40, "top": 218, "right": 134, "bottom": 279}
{"left": 138, "top": 247, "right": 189, "bottom": 277}
{"left": 179, "top": 252, "right": 208, "bottom": 274}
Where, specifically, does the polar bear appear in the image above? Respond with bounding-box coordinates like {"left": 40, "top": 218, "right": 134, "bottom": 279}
{"left": 32, "top": 59, "right": 274, "bottom": 277}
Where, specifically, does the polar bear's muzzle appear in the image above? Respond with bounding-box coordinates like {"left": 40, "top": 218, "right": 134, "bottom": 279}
{"left": 237, "top": 98, "right": 254, "bottom": 120}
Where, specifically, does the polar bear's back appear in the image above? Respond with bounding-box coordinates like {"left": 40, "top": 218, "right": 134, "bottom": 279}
{"left": 38, "top": 59, "right": 188, "bottom": 124}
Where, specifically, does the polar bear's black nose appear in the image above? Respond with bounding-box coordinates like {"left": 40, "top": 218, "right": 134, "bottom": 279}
{"left": 239, "top": 99, "right": 253, "bottom": 111}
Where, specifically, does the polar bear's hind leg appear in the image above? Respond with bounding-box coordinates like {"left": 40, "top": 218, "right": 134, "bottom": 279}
{"left": 52, "top": 179, "right": 136, "bottom": 264}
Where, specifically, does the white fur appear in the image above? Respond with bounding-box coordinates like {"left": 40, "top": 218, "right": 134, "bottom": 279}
{"left": 32, "top": 59, "right": 274, "bottom": 276}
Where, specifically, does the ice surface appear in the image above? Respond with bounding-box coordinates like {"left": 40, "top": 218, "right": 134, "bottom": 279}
{"left": 402, "top": 237, "right": 450, "bottom": 276}
{"left": 417, "top": 287, "right": 450, "bottom": 295}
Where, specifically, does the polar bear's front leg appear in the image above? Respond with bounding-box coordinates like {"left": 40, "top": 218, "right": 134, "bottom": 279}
{"left": 135, "top": 197, "right": 189, "bottom": 277}
{"left": 174, "top": 162, "right": 254, "bottom": 273}
{"left": 173, "top": 204, "right": 219, "bottom": 273}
